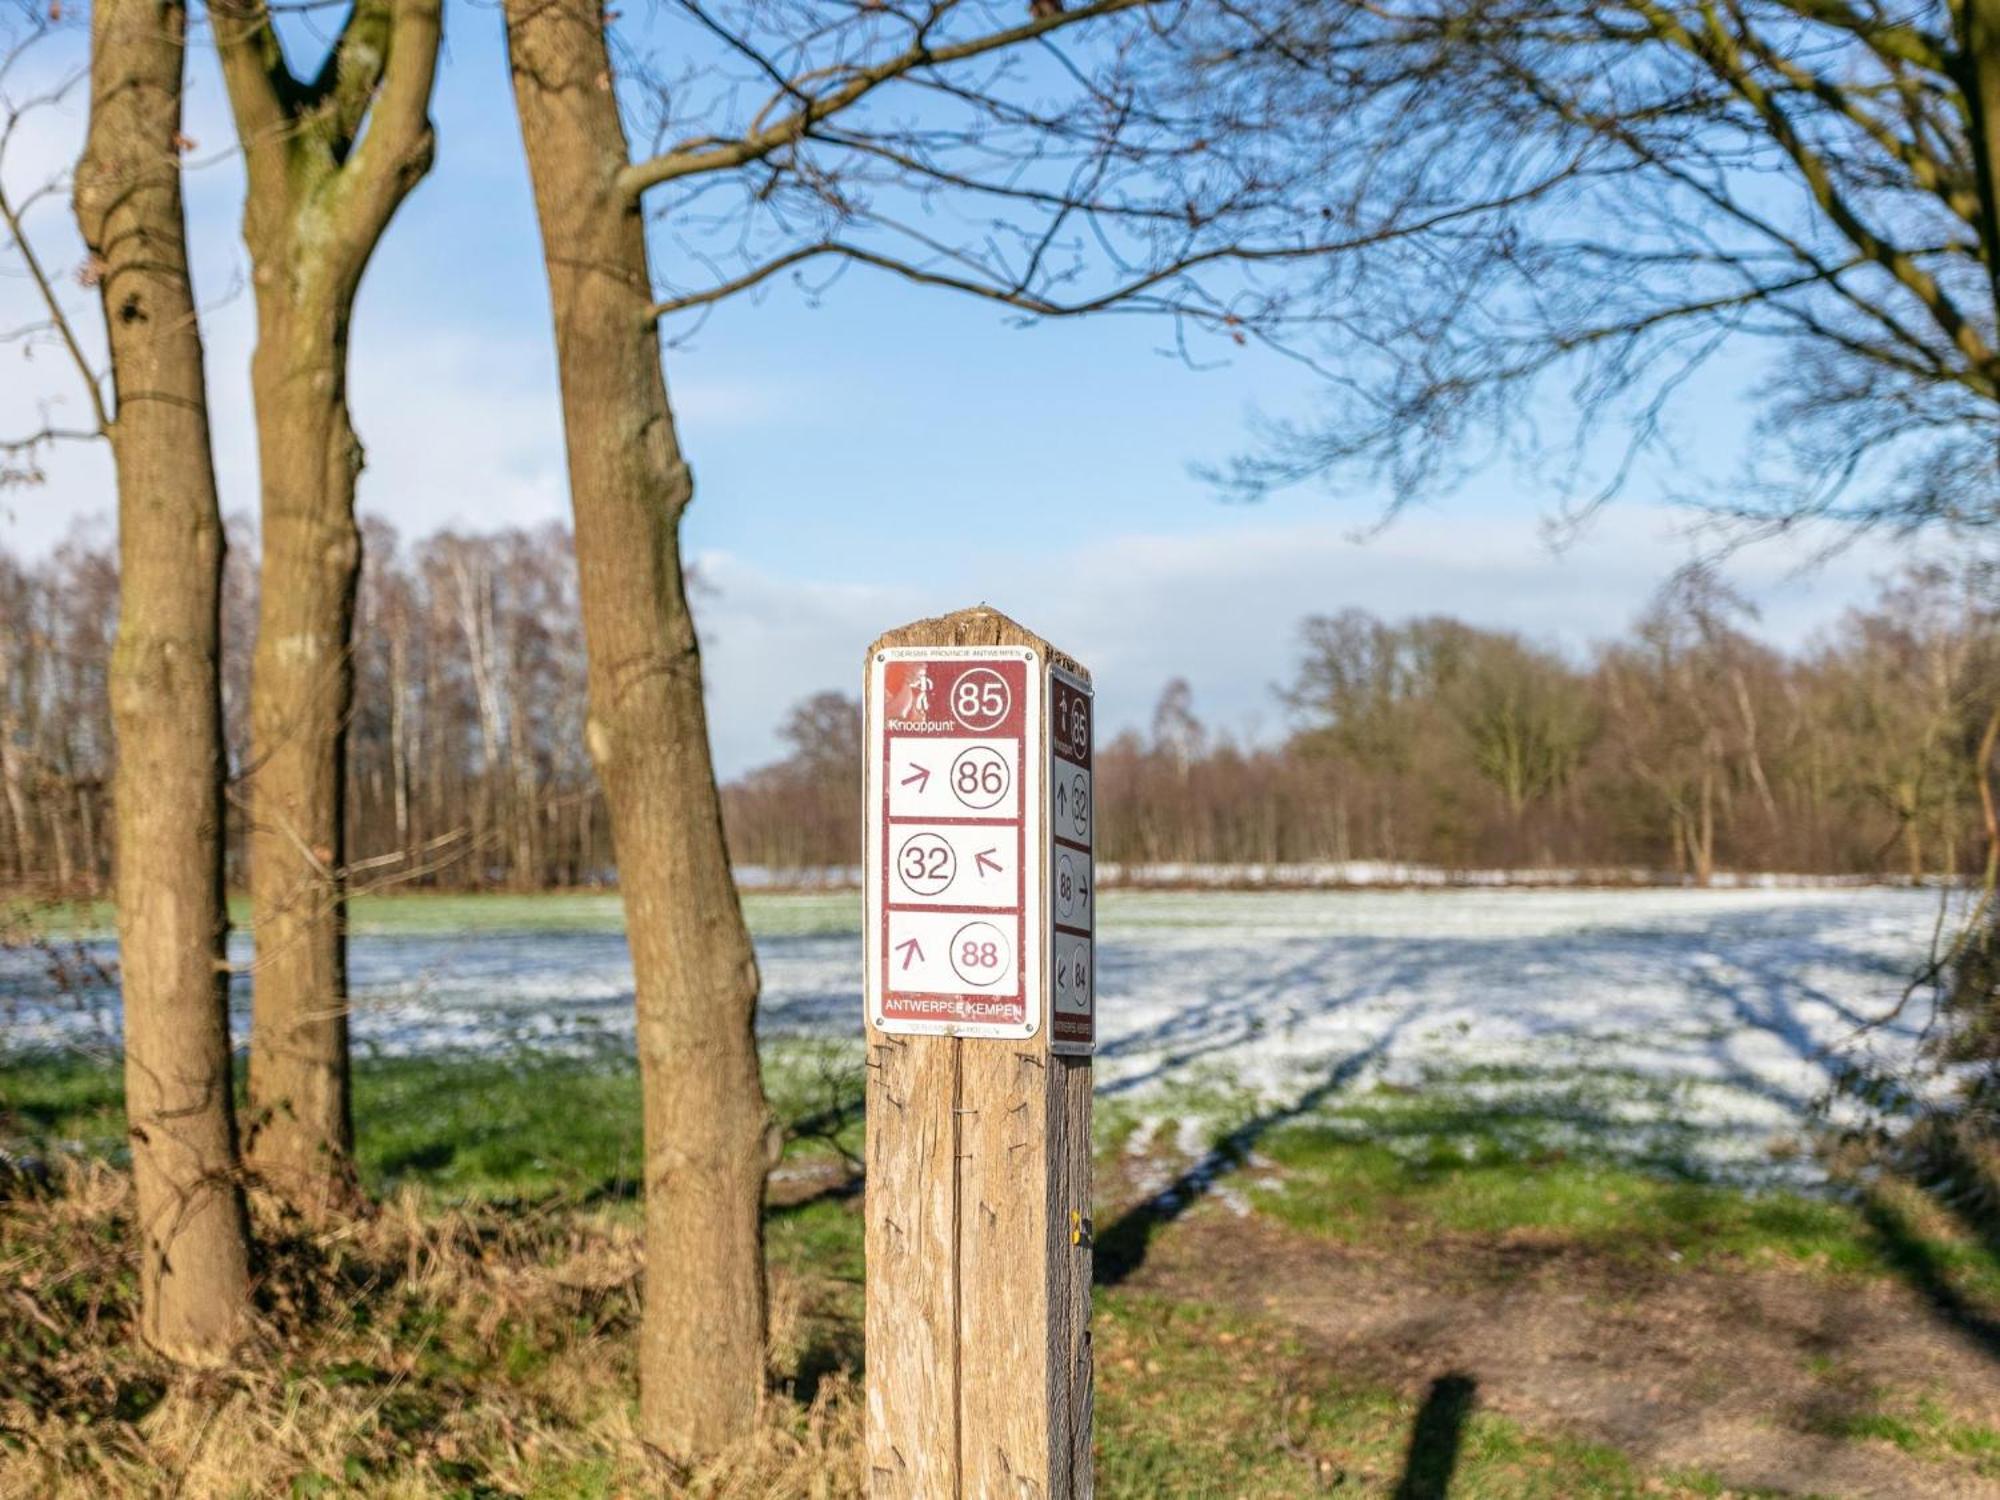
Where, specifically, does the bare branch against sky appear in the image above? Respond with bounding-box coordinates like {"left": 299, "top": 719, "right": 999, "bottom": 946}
{"left": 1190, "top": 0, "right": 2000, "bottom": 529}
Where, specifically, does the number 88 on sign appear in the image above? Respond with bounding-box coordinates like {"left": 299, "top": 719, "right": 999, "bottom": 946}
{"left": 864, "top": 639, "right": 1095, "bottom": 1049}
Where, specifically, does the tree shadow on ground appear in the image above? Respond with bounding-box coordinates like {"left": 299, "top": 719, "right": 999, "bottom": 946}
{"left": 1081, "top": 898, "right": 1932, "bottom": 1199}
{"left": 790, "top": 1322, "right": 864, "bottom": 1404}
{"left": 1915, "top": 1122, "right": 2000, "bottom": 1264}
{"left": 1392, "top": 1373, "right": 1477, "bottom": 1500}
{"left": 1860, "top": 1188, "right": 2000, "bottom": 1364}
{"left": 579, "top": 1171, "right": 640, "bottom": 1205}
{"left": 1083, "top": 906, "right": 1874, "bottom": 1291}
{"left": 1094, "top": 1031, "right": 1397, "bottom": 1287}
{"left": 373, "top": 1140, "right": 457, "bottom": 1177}
{"left": 768, "top": 1169, "right": 864, "bottom": 1216}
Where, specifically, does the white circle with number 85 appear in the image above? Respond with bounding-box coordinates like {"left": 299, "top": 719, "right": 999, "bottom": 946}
{"left": 949, "top": 745, "right": 1011, "bottom": 810}
{"left": 950, "top": 668, "right": 1011, "bottom": 732}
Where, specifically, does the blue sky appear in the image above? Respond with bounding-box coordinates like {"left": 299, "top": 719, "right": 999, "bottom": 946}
{"left": 0, "top": 2, "right": 1913, "bottom": 775}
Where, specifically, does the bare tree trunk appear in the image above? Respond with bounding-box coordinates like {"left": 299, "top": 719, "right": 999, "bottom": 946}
{"left": 1696, "top": 768, "right": 1717, "bottom": 886}
{"left": 449, "top": 549, "right": 505, "bottom": 876}
{"left": 390, "top": 630, "right": 411, "bottom": 862}
{"left": 75, "top": 0, "right": 253, "bottom": 1362}
{"left": 46, "top": 776, "right": 74, "bottom": 889}
{"left": 506, "top": 687, "right": 538, "bottom": 888}
{"left": 504, "top": 0, "right": 776, "bottom": 1456}
{"left": 75, "top": 779, "right": 102, "bottom": 893}
{"left": 216, "top": 0, "right": 439, "bottom": 1218}
{"left": 1729, "top": 672, "right": 1772, "bottom": 812}
{"left": 424, "top": 615, "right": 446, "bottom": 866}
{"left": 0, "top": 724, "right": 33, "bottom": 879}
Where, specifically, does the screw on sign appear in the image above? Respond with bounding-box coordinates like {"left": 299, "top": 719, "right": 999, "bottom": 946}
{"left": 861, "top": 608, "right": 1095, "bottom": 1500}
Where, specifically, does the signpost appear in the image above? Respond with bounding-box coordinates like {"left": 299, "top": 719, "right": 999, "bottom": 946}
{"left": 864, "top": 607, "right": 1095, "bottom": 1498}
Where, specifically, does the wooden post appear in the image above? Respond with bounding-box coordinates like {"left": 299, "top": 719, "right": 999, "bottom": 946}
{"left": 863, "top": 607, "right": 1097, "bottom": 1498}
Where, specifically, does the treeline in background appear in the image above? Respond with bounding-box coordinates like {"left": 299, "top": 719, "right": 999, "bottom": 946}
{"left": 1, "top": 517, "right": 601, "bottom": 894}
{"left": 736, "top": 562, "right": 2000, "bottom": 881}
{"left": 5, "top": 521, "right": 1997, "bottom": 891}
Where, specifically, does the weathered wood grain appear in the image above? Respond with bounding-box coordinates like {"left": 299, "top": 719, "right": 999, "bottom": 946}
{"left": 863, "top": 1029, "right": 960, "bottom": 1497}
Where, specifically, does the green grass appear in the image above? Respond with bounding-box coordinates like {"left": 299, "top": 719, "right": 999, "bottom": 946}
{"left": 6, "top": 888, "right": 864, "bottom": 942}
{"left": 1258, "top": 1120, "right": 1870, "bottom": 1261}
{"left": 1093, "top": 1293, "right": 1758, "bottom": 1497}
{"left": 1805, "top": 1393, "right": 2000, "bottom": 1476}
{"left": 356, "top": 1041, "right": 862, "bottom": 1203}
{"left": 356, "top": 1053, "right": 646, "bottom": 1199}
{"left": 0, "top": 1052, "right": 125, "bottom": 1157}
{"left": 1243, "top": 1090, "right": 2000, "bottom": 1305}
{"left": 11, "top": 1047, "right": 1996, "bottom": 1305}
{"left": 16, "top": 883, "right": 1536, "bottom": 941}
{"left": 3, "top": 895, "right": 115, "bottom": 939}
{"left": 1098, "top": 1061, "right": 2000, "bottom": 1309}
{"left": 0, "top": 1041, "right": 864, "bottom": 1207}
{"left": 345, "top": 889, "right": 863, "bottom": 939}
{"left": 9, "top": 1047, "right": 1999, "bottom": 1494}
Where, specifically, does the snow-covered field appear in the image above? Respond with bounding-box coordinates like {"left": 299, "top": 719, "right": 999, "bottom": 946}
{"left": 2, "top": 887, "right": 1957, "bottom": 1184}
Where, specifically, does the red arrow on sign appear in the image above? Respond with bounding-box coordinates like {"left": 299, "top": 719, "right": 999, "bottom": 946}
{"left": 895, "top": 937, "right": 924, "bottom": 969}
{"left": 900, "top": 765, "right": 931, "bottom": 792}
{"left": 974, "top": 849, "right": 1003, "bottom": 876}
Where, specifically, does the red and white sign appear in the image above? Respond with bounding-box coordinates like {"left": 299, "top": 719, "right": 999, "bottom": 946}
{"left": 867, "top": 647, "right": 1043, "bottom": 1038}
{"left": 1049, "top": 664, "right": 1095, "bottom": 1054}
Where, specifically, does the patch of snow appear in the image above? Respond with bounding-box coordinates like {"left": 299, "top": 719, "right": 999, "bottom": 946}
{"left": 2, "top": 887, "right": 1960, "bottom": 1189}
{"left": 1096, "top": 862, "right": 1962, "bottom": 891}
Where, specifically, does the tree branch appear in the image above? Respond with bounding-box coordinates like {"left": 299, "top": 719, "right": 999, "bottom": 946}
{"left": 0, "top": 179, "right": 109, "bottom": 437}
{"left": 645, "top": 169, "right": 1590, "bottom": 323}
{"left": 1658, "top": 0, "right": 1998, "bottom": 379}
{"left": 211, "top": 0, "right": 306, "bottom": 205}
{"left": 323, "top": 0, "right": 440, "bottom": 256}
{"left": 617, "top": 0, "right": 1155, "bottom": 201}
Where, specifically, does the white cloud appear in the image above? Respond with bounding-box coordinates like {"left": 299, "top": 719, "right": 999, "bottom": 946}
{"left": 1, "top": 308, "right": 810, "bottom": 556}
{"left": 347, "top": 328, "right": 567, "bottom": 538}
{"left": 691, "top": 503, "right": 1906, "bottom": 776}
{"left": 690, "top": 551, "right": 914, "bottom": 774}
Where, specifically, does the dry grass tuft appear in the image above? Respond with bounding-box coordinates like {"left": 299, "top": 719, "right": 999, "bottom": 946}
{"left": 0, "top": 1163, "right": 863, "bottom": 1498}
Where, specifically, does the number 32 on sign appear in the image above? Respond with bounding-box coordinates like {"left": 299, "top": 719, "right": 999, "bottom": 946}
{"left": 865, "top": 644, "right": 1095, "bottom": 1048}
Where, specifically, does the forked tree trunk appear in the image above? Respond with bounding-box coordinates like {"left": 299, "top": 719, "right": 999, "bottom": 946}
{"left": 215, "top": 0, "right": 440, "bottom": 1219}
{"left": 75, "top": 0, "right": 253, "bottom": 1363}
{"left": 504, "top": 0, "right": 776, "bottom": 1456}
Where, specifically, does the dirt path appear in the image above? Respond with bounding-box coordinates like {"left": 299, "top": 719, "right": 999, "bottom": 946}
{"left": 1126, "top": 1205, "right": 2000, "bottom": 1497}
